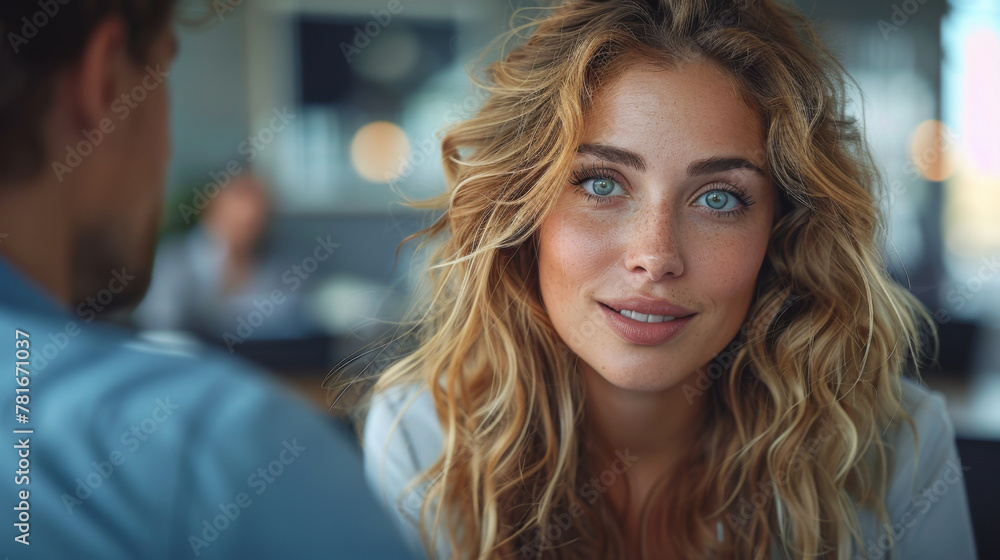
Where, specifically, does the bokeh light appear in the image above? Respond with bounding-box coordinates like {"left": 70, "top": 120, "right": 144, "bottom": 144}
{"left": 910, "top": 119, "right": 957, "bottom": 182}
{"left": 349, "top": 121, "right": 410, "bottom": 183}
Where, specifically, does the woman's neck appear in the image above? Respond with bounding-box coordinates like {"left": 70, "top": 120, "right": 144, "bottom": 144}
{"left": 580, "top": 361, "right": 710, "bottom": 463}
{"left": 578, "top": 362, "right": 712, "bottom": 559}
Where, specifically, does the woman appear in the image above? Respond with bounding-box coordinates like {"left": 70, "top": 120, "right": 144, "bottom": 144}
{"left": 356, "top": 0, "right": 977, "bottom": 558}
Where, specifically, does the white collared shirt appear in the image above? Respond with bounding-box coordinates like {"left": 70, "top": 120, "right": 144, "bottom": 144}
{"left": 364, "top": 377, "right": 977, "bottom": 559}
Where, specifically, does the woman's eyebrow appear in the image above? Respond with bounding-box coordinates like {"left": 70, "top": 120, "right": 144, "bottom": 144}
{"left": 576, "top": 144, "right": 647, "bottom": 172}
{"left": 687, "top": 156, "right": 765, "bottom": 177}
{"left": 577, "top": 145, "right": 765, "bottom": 177}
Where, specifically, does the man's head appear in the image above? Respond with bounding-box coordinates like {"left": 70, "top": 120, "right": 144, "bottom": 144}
{"left": 0, "top": 0, "right": 179, "bottom": 311}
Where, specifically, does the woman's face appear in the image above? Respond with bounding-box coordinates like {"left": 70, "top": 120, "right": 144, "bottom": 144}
{"left": 537, "top": 58, "right": 777, "bottom": 392}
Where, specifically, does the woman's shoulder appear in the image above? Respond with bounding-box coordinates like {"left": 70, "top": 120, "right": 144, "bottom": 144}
{"left": 882, "top": 377, "right": 960, "bottom": 506}
{"left": 890, "top": 376, "right": 957, "bottom": 474}
{"left": 363, "top": 383, "right": 443, "bottom": 485}
{"left": 855, "top": 376, "right": 977, "bottom": 559}
{"left": 362, "top": 383, "right": 446, "bottom": 558}
{"left": 363, "top": 385, "right": 442, "bottom": 505}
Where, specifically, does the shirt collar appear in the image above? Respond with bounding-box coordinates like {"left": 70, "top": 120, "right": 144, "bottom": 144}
{"left": 0, "top": 254, "right": 70, "bottom": 319}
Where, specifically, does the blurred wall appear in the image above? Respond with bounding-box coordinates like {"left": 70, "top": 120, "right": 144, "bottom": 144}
{"left": 168, "top": 4, "right": 251, "bottom": 189}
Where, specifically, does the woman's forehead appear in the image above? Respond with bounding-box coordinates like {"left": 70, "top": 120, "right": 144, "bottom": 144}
{"left": 580, "top": 59, "right": 767, "bottom": 171}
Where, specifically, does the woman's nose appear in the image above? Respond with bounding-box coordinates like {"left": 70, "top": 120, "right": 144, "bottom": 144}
{"left": 623, "top": 207, "right": 685, "bottom": 282}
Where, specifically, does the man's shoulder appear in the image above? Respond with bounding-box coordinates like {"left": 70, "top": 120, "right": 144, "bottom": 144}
{"left": 1, "top": 305, "right": 339, "bottom": 463}
{"left": 40, "top": 325, "right": 295, "bottom": 415}
{"left": 108, "top": 331, "right": 279, "bottom": 394}
{"left": 1, "top": 319, "right": 423, "bottom": 559}
{"left": 0, "top": 298, "right": 263, "bottom": 390}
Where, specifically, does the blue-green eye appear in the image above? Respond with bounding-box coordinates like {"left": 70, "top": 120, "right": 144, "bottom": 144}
{"left": 584, "top": 177, "right": 622, "bottom": 197}
{"left": 569, "top": 165, "right": 628, "bottom": 203}
{"left": 696, "top": 189, "right": 744, "bottom": 213}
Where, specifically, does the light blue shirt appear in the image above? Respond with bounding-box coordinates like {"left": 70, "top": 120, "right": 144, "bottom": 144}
{"left": 364, "top": 377, "right": 977, "bottom": 559}
{"left": 0, "top": 256, "right": 415, "bottom": 559}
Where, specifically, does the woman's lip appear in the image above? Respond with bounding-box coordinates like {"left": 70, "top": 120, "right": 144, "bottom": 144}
{"left": 599, "top": 297, "right": 696, "bottom": 318}
{"left": 598, "top": 302, "right": 695, "bottom": 346}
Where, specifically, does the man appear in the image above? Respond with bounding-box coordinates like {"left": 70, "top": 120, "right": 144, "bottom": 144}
{"left": 0, "top": 2, "right": 416, "bottom": 558}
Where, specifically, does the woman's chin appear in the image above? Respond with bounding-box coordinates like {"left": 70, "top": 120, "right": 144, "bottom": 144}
{"left": 581, "top": 361, "right": 698, "bottom": 394}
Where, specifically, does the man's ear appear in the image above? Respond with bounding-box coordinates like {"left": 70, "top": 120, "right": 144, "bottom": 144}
{"left": 73, "top": 17, "right": 129, "bottom": 131}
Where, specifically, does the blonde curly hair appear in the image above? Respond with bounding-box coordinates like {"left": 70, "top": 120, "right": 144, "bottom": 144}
{"left": 352, "top": 1, "right": 936, "bottom": 558}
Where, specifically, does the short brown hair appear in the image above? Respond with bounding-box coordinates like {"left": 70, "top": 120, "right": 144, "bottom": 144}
{"left": 0, "top": 0, "right": 178, "bottom": 185}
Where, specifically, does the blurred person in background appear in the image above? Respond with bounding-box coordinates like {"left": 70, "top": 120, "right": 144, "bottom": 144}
{"left": 135, "top": 171, "right": 319, "bottom": 341}
{"left": 0, "top": 1, "right": 416, "bottom": 558}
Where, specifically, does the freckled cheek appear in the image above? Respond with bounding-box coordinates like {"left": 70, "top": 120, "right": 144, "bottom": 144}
{"left": 537, "top": 209, "right": 621, "bottom": 310}
{"left": 689, "top": 231, "right": 768, "bottom": 308}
